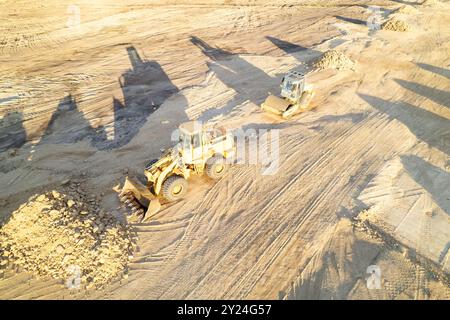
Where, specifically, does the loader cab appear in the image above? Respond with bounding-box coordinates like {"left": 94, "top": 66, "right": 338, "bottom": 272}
{"left": 178, "top": 121, "right": 207, "bottom": 164}
{"left": 280, "top": 71, "right": 306, "bottom": 102}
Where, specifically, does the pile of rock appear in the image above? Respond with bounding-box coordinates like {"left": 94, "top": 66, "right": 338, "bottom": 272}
{"left": 0, "top": 184, "right": 136, "bottom": 289}
{"left": 314, "top": 50, "right": 355, "bottom": 71}
{"left": 382, "top": 18, "right": 411, "bottom": 32}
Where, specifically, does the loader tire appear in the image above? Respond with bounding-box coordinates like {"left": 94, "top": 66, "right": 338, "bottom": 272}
{"left": 162, "top": 175, "right": 188, "bottom": 202}
{"left": 206, "top": 155, "right": 228, "bottom": 180}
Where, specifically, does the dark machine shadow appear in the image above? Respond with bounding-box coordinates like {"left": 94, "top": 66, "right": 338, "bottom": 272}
{"left": 191, "top": 36, "right": 274, "bottom": 121}
{"left": 401, "top": 154, "right": 449, "bottom": 216}
{"left": 416, "top": 63, "right": 450, "bottom": 80}
{"left": 394, "top": 79, "right": 449, "bottom": 110}
{"left": 38, "top": 94, "right": 97, "bottom": 145}
{"left": 266, "top": 36, "right": 322, "bottom": 73}
{"left": 93, "top": 46, "right": 180, "bottom": 150}
{"left": 438, "top": 241, "right": 450, "bottom": 265}
{"left": 335, "top": 15, "right": 367, "bottom": 26}
{"left": 358, "top": 93, "right": 450, "bottom": 156}
{"left": 8, "top": 46, "right": 182, "bottom": 153}
{"left": 0, "top": 94, "right": 99, "bottom": 158}
{"left": 266, "top": 36, "right": 311, "bottom": 54}
{"left": 314, "top": 112, "right": 367, "bottom": 125}
{"left": 0, "top": 96, "right": 93, "bottom": 224}
{"left": 30, "top": 46, "right": 182, "bottom": 151}
{"left": 0, "top": 111, "right": 26, "bottom": 153}
{"left": 0, "top": 95, "right": 95, "bottom": 221}
{"left": 190, "top": 36, "right": 234, "bottom": 60}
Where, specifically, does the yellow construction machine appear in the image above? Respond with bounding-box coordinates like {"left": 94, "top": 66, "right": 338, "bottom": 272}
{"left": 261, "top": 71, "right": 315, "bottom": 119}
{"left": 119, "top": 121, "right": 235, "bottom": 220}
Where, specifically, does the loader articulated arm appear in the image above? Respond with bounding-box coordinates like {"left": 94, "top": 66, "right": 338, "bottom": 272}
{"left": 152, "top": 157, "right": 180, "bottom": 196}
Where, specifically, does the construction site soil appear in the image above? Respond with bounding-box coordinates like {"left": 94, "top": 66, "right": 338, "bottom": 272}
{"left": 0, "top": 0, "right": 449, "bottom": 299}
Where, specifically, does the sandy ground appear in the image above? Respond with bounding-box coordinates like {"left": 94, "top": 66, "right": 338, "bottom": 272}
{"left": 0, "top": 0, "right": 449, "bottom": 299}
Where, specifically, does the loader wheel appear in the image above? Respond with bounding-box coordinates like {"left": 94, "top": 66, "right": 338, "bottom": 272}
{"left": 162, "top": 175, "right": 188, "bottom": 202}
{"left": 206, "top": 156, "right": 228, "bottom": 180}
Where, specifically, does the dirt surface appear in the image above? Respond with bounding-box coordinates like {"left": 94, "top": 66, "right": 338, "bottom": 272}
{"left": 285, "top": 218, "right": 450, "bottom": 300}
{"left": 0, "top": 0, "right": 449, "bottom": 299}
{"left": 382, "top": 17, "right": 411, "bottom": 32}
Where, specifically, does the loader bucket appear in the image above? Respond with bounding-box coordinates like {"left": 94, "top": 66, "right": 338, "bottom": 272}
{"left": 119, "top": 177, "right": 161, "bottom": 221}
{"left": 261, "top": 95, "right": 291, "bottom": 116}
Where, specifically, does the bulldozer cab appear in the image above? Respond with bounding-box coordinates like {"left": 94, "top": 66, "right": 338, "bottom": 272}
{"left": 178, "top": 121, "right": 209, "bottom": 164}
{"left": 280, "top": 71, "right": 306, "bottom": 102}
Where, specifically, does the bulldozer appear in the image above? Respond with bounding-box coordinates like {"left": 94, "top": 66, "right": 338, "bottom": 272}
{"left": 261, "top": 71, "right": 315, "bottom": 119}
{"left": 119, "top": 121, "right": 235, "bottom": 220}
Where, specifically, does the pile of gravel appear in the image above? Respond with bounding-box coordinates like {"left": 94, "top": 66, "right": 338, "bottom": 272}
{"left": 0, "top": 184, "right": 136, "bottom": 289}
{"left": 382, "top": 18, "right": 411, "bottom": 32}
{"left": 314, "top": 50, "right": 355, "bottom": 71}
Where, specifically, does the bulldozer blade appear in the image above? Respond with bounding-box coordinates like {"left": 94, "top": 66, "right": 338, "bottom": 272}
{"left": 261, "top": 95, "right": 291, "bottom": 116}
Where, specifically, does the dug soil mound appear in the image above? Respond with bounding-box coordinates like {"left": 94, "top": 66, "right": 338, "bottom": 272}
{"left": 0, "top": 184, "right": 135, "bottom": 289}
{"left": 314, "top": 50, "right": 355, "bottom": 71}
{"left": 382, "top": 18, "right": 411, "bottom": 32}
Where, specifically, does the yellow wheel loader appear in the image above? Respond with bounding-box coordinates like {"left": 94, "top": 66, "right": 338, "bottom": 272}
{"left": 261, "top": 71, "right": 316, "bottom": 119}
{"left": 119, "top": 121, "right": 235, "bottom": 220}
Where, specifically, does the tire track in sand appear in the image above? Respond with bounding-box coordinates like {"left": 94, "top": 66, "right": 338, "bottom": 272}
{"left": 160, "top": 113, "right": 398, "bottom": 299}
